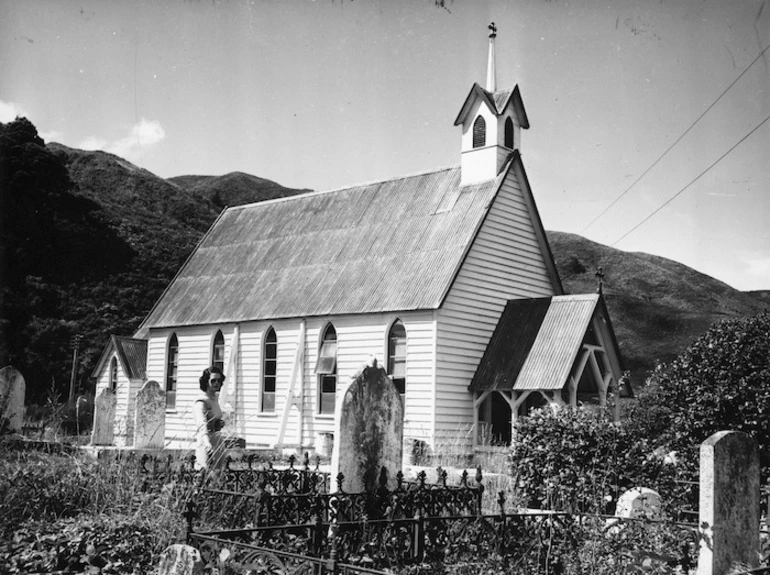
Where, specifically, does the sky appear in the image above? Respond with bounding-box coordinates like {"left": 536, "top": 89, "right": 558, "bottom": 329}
{"left": 1, "top": 0, "right": 768, "bottom": 291}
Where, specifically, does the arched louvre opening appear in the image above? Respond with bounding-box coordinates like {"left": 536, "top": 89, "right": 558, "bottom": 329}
{"left": 504, "top": 117, "right": 514, "bottom": 148}
{"left": 473, "top": 115, "right": 486, "bottom": 148}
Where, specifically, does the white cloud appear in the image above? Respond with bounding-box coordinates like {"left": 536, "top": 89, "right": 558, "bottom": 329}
{"left": 39, "top": 130, "right": 62, "bottom": 143}
{"left": 107, "top": 118, "right": 166, "bottom": 160}
{"left": 0, "top": 99, "right": 29, "bottom": 123}
{"left": 78, "top": 118, "right": 166, "bottom": 161}
{"left": 78, "top": 135, "right": 108, "bottom": 150}
{"left": 742, "top": 254, "right": 770, "bottom": 282}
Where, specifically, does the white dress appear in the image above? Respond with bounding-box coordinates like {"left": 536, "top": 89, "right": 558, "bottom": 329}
{"left": 193, "top": 392, "right": 223, "bottom": 470}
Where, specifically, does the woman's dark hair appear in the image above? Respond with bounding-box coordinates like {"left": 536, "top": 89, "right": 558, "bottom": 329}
{"left": 199, "top": 366, "right": 225, "bottom": 391}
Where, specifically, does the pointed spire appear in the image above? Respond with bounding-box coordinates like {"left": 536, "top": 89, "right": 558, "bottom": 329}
{"left": 486, "top": 22, "right": 497, "bottom": 92}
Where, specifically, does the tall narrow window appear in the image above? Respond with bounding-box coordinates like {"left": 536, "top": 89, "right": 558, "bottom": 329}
{"left": 472, "top": 115, "right": 486, "bottom": 148}
{"left": 262, "top": 327, "right": 277, "bottom": 412}
{"left": 109, "top": 357, "right": 118, "bottom": 392}
{"left": 388, "top": 320, "right": 407, "bottom": 403}
{"left": 316, "top": 324, "right": 337, "bottom": 414}
{"left": 166, "top": 333, "right": 179, "bottom": 409}
{"left": 212, "top": 330, "right": 225, "bottom": 372}
{"left": 504, "top": 117, "right": 514, "bottom": 148}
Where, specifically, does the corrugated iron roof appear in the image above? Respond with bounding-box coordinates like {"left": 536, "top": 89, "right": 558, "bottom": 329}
{"left": 515, "top": 295, "right": 599, "bottom": 390}
{"left": 91, "top": 335, "right": 147, "bottom": 381}
{"left": 469, "top": 294, "right": 602, "bottom": 392}
{"left": 140, "top": 166, "right": 507, "bottom": 329}
{"left": 115, "top": 336, "right": 147, "bottom": 381}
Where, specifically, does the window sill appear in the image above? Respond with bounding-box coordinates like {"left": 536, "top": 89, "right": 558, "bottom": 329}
{"left": 256, "top": 412, "right": 278, "bottom": 418}
{"left": 314, "top": 413, "right": 335, "bottom": 421}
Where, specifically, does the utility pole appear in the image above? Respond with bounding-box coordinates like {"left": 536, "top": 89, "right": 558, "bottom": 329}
{"left": 68, "top": 334, "right": 82, "bottom": 405}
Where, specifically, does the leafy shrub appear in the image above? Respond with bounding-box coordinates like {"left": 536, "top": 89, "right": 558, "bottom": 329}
{"left": 508, "top": 407, "right": 679, "bottom": 514}
{"left": 652, "top": 311, "right": 770, "bottom": 477}
{"left": 2, "top": 514, "right": 168, "bottom": 574}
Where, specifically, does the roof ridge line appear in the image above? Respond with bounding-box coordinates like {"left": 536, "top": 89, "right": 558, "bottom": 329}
{"left": 227, "top": 165, "right": 460, "bottom": 211}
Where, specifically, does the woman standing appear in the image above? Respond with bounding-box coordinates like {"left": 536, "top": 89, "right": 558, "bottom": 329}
{"left": 193, "top": 366, "right": 225, "bottom": 470}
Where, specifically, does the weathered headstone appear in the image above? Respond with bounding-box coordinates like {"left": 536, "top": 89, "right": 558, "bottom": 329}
{"left": 698, "top": 431, "right": 759, "bottom": 575}
{"left": 157, "top": 543, "right": 203, "bottom": 575}
{"left": 90, "top": 388, "right": 117, "bottom": 446}
{"left": 331, "top": 357, "right": 403, "bottom": 493}
{"left": 133, "top": 380, "right": 166, "bottom": 449}
{"left": 0, "top": 365, "right": 25, "bottom": 434}
{"left": 615, "top": 487, "right": 661, "bottom": 520}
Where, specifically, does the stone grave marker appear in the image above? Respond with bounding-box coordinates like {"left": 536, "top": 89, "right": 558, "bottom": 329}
{"left": 615, "top": 487, "right": 661, "bottom": 520}
{"left": 698, "top": 430, "right": 759, "bottom": 575}
{"left": 157, "top": 543, "right": 203, "bottom": 575}
{"left": 331, "top": 357, "right": 403, "bottom": 493}
{"left": 133, "top": 380, "right": 166, "bottom": 449}
{"left": 0, "top": 365, "right": 25, "bottom": 434}
{"left": 90, "top": 388, "right": 117, "bottom": 446}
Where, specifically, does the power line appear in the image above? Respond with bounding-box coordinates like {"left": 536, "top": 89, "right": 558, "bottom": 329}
{"left": 581, "top": 40, "right": 770, "bottom": 234}
{"left": 611, "top": 113, "right": 770, "bottom": 247}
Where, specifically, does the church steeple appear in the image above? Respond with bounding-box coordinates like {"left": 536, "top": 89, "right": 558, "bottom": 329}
{"left": 486, "top": 22, "right": 497, "bottom": 92}
{"left": 454, "top": 23, "right": 529, "bottom": 186}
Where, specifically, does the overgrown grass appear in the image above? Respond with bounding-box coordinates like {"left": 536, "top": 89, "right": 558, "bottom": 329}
{"left": 0, "top": 446, "right": 189, "bottom": 574}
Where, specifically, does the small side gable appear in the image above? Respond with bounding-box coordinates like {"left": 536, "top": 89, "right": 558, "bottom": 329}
{"left": 454, "top": 83, "right": 529, "bottom": 129}
{"left": 91, "top": 335, "right": 147, "bottom": 381}
{"left": 454, "top": 83, "right": 498, "bottom": 126}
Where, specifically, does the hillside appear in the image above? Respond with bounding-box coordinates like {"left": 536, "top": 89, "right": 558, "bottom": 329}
{"left": 548, "top": 231, "right": 767, "bottom": 380}
{"left": 168, "top": 172, "right": 310, "bottom": 212}
{"left": 2, "top": 117, "right": 766, "bottom": 401}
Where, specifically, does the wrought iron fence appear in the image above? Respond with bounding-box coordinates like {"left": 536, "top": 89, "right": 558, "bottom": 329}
{"left": 184, "top": 464, "right": 702, "bottom": 575}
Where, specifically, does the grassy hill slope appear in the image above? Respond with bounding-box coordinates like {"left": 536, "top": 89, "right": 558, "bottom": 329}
{"left": 548, "top": 231, "right": 767, "bottom": 380}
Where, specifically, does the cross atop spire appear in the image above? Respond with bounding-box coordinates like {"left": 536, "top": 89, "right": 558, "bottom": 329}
{"left": 595, "top": 266, "right": 605, "bottom": 294}
{"left": 486, "top": 22, "right": 497, "bottom": 92}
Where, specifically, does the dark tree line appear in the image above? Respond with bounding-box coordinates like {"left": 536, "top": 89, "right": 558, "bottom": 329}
{"left": 0, "top": 118, "right": 158, "bottom": 403}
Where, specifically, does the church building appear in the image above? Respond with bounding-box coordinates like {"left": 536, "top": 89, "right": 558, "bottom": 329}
{"left": 93, "top": 25, "right": 625, "bottom": 457}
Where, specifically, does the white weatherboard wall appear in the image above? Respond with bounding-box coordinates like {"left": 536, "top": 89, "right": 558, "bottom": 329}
{"left": 147, "top": 311, "right": 436, "bottom": 451}
{"left": 146, "top": 325, "right": 237, "bottom": 449}
{"left": 94, "top": 353, "right": 136, "bottom": 446}
{"left": 435, "top": 169, "right": 555, "bottom": 452}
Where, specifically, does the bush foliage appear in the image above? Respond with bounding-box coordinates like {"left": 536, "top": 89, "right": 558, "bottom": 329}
{"left": 508, "top": 407, "right": 680, "bottom": 514}
{"left": 652, "top": 311, "right": 770, "bottom": 475}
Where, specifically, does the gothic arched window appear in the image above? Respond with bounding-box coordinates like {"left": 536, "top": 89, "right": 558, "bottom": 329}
{"left": 473, "top": 115, "right": 486, "bottom": 148}
{"left": 212, "top": 330, "right": 225, "bottom": 372}
{"left": 316, "top": 324, "right": 337, "bottom": 414}
{"left": 388, "top": 320, "right": 407, "bottom": 403}
{"left": 262, "top": 327, "right": 277, "bottom": 412}
{"left": 166, "top": 333, "right": 179, "bottom": 409}
{"left": 109, "top": 357, "right": 118, "bottom": 392}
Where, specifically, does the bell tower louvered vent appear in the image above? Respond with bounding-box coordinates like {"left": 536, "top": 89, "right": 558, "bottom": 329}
{"left": 454, "top": 23, "right": 529, "bottom": 186}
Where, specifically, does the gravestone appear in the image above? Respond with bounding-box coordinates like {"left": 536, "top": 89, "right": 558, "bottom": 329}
{"left": 0, "top": 365, "right": 25, "bottom": 434}
{"left": 331, "top": 357, "right": 403, "bottom": 493}
{"left": 133, "top": 380, "right": 166, "bottom": 449}
{"left": 615, "top": 487, "right": 661, "bottom": 520}
{"left": 698, "top": 430, "right": 759, "bottom": 575}
{"left": 157, "top": 543, "right": 203, "bottom": 575}
{"left": 90, "top": 388, "right": 117, "bottom": 446}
